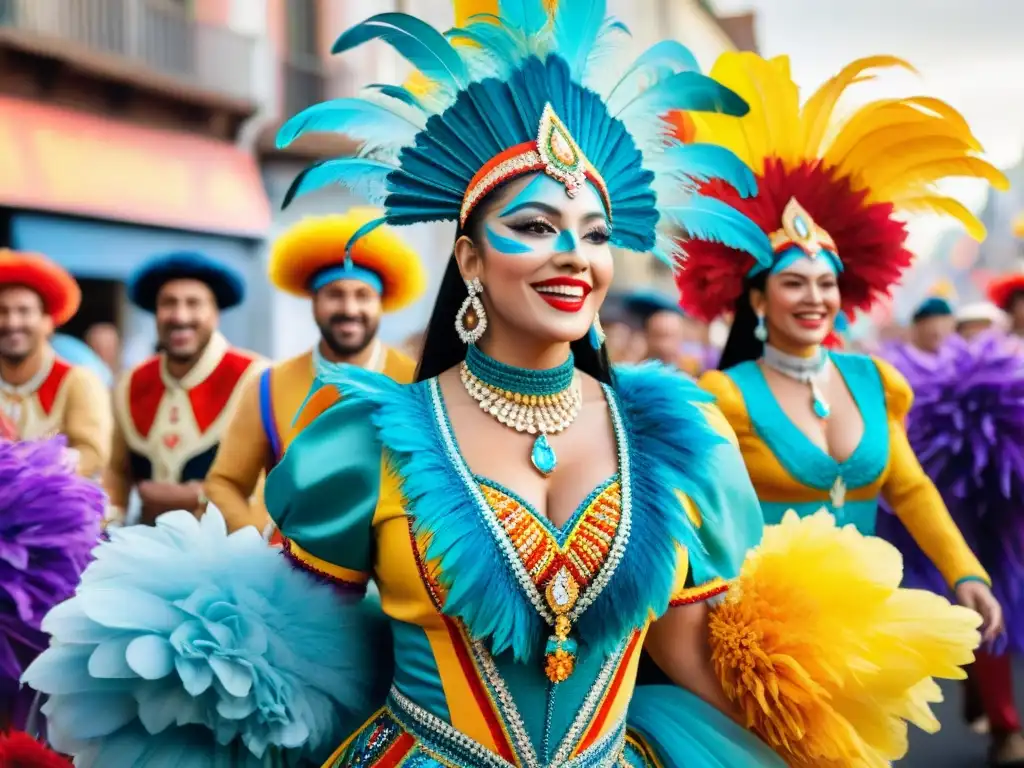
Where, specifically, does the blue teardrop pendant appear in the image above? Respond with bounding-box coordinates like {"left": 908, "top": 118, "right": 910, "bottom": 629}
{"left": 531, "top": 433, "right": 558, "bottom": 476}
{"left": 813, "top": 397, "right": 831, "bottom": 419}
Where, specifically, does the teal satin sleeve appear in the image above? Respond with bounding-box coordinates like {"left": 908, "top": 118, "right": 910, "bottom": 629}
{"left": 687, "top": 432, "right": 765, "bottom": 585}
{"left": 265, "top": 397, "right": 382, "bottom": 573}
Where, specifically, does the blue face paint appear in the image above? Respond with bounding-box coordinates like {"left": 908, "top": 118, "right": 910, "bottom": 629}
{"left": 553, "top": 228, "right": 579, "bottom": 254}
{"left": 498, "top": 174, "right": 554, "bottom": 217}
{"left": 750, "top": 245, "right": 843, "bottom": 277}
{"left": 485, "top": 223, "right": 534, "bottom": 255}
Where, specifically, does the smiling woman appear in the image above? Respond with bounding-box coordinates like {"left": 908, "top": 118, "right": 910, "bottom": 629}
{"left": 679, "top": 50, "right": 1007, "bottom": 687}
{"left": 23, "top": 4, "right": 989, "bottom": 768}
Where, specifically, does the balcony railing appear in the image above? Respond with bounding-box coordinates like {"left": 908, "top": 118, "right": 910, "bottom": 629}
{"left": 0, "top": 0, "right": 257, "bottom": 103}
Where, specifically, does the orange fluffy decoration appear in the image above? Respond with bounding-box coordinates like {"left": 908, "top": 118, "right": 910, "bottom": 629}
{"left": 0, "top": 731, "right": 70, "bottom": 767}
{"left": 0, "top": 250, "right": 81, "bottom": 327}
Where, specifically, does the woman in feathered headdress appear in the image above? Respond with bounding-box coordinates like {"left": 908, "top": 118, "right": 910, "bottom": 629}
{"left": 675, "top": 47, "right": 1005, "bottom": 643}
{"left": 25, "top": 5, "right": 983, "bottom": 767}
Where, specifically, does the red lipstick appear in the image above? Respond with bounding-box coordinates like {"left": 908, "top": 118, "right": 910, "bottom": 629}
{"left": 531, "top": 277, "right": 593, "bottom": 313}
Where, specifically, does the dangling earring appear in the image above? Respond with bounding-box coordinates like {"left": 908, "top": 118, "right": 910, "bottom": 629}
{"left": 754, "top": 312, "right": 768, "bottom": 342}
{"left": 588, "top": 315, "right": 606, "bottom": 350}
{"left": 456, "top": 277, "right": 487, "bottom": 345}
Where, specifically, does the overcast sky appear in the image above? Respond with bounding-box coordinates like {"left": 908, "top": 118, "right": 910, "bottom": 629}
{"left": 711, "top": 0, "right": 1024, "bottom": 255}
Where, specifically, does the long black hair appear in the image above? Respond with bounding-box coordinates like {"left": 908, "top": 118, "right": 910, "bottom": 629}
{"left": 416, "top": 195, "right": 613, "bottom": 384}
{"left": 717, "top": 270, "right": 768, "bottom": 371}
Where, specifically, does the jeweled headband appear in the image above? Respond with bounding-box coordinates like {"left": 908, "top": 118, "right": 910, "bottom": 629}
{"left": 275, "top": 1, "right": 774, "bottom": 268}
{"left": 754, "top": 197, "right": 842, "bottom": 277}
{"left": 460, "top": 105, "right": 611, "bottom": 227}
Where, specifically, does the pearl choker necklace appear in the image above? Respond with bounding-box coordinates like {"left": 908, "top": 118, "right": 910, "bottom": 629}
{"left": 762, "top": 344, "right": 831, "bottom": 419}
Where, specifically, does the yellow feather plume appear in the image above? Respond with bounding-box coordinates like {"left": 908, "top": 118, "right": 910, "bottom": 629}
{"left": 799, "top": 55, "right": 917, "bottom": 157}
{"left": 453, "top": 0, "right": 498, "bottom": 26}
{"left": 709, "top": 511, "right": 981, "bottom": 768}
{"left": 895, "top": 195, "right": 987, "bottom": 241}
{"left": 695, "top": 51, "right": 1007, "bottom": 242}
{"left": 871, "top": 156, "right": 1009, "bottom": 201}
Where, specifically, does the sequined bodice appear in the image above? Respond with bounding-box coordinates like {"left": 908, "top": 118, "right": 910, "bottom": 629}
{"left": 374, "top": 478, "right": 645, "bottom": 767}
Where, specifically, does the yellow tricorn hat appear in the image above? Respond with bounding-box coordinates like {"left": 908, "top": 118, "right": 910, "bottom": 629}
{"left": 268, "top": 209, "right": 427, "bottom": 313}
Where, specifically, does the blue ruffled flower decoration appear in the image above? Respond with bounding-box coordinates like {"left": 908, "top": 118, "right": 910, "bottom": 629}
{"left": 24, "top": 508, "right": 391, "bottom": 767}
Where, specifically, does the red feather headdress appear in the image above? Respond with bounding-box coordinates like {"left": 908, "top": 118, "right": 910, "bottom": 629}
{"left": 672, "top": 53, "right": 1008, "bottom": 322}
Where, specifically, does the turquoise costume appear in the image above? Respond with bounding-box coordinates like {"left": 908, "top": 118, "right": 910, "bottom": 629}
{"left": 267, "top": 362, "right": 774, "bottom": 767}
{"left": 701, "top": 352, "right": 989, "bottom": 590}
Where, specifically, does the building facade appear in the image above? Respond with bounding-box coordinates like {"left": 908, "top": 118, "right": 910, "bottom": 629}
{"left": 0, "top": 0, "right": 273, "bottom": 362}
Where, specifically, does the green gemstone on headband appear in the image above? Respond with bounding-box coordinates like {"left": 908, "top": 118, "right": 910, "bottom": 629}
{"left": 465, "top": 345, "right": 575, "bottom": 397}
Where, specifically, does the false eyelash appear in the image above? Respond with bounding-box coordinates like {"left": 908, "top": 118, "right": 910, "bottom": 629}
{"left": 507, "top": 217, "right": 558, "bottom": 234}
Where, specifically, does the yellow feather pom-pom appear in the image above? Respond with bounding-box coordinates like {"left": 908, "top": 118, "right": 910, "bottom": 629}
{"left": 709, "top": 510, "right": 981, "bottom": 768}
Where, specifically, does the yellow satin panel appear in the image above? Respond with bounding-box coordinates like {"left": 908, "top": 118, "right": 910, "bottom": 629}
{"left": 371, "top": 465, "right": 501, "bottom": 752}
{"left": 590, "top": 626, "right": 649, "bottom": 744}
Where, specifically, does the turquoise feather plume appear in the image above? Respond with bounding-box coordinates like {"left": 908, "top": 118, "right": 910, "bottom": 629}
{"left": 497, "top": 0, "right": 550, "bottom": 38}
{"left": 283, "top": 158, "right": 393, "bottom": 208}
{"left": 604, "top": 39, "right": 702, "bottom": 111}
{"left": 665, "top": 195, "right": 774, "bottom": 268}
{"left": 363, "top": 84, "right": 427, "bottom": 111}
{"left": 279, "top": 4, "right": 767, "bottom": 269}
{"left": 23, "top": 509, "right": 391, "bottom": 766}
{"left": 333, "top": 13, "right": 468, "bottom": 93}
{"left": 616, "top": 71, "right": 749, "bottom": 121}
{"left": 658, "top": 143, "right": 759, "bottom": 198}
{"left": 553, "top": 0, "right": 609, "bottom": 79}
{"left": 277, "top": 98, "right": 423, "bottom": 151}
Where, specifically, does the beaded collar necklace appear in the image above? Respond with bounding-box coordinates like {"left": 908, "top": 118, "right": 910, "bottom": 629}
{"left": 762, "top": 343, "right": 832, "bottom": 419}
{"left": 460, "top": 345, "right": 580, "bottom": 476}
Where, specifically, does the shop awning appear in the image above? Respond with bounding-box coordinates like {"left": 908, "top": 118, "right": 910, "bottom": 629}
{"left": 0, "top": 96, "right": 271, "bottom": 238}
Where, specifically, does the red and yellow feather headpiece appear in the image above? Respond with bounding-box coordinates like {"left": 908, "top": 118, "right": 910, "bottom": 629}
{"left": 674, "top": 53, "right": 1009, "bottom": 322}
{"left": 268, "top": 209, "right": 427, "bottom": 313}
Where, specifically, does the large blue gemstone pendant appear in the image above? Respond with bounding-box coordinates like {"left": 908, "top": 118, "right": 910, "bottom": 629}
{"left": 813, "top": 396, "right": 831, "bottom": 419}
{"left": 531, "top": 433, "right": 557, "bottom": 476}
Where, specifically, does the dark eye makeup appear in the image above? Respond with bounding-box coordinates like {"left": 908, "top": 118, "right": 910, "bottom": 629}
{"left": 506, "top": 217, "right": 557, "bottom": 236}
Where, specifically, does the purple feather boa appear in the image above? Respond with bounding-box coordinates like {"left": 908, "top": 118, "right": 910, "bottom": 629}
{"left": 877, "top": 333, "right": 1024, "bottom": 653}
{"left": 0, "top": 437, "right": 104, "bottom": 705}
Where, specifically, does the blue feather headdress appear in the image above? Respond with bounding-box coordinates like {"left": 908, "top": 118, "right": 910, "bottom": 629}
{"left": 277, "top": 0, "right": 773, "bottom": 266}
